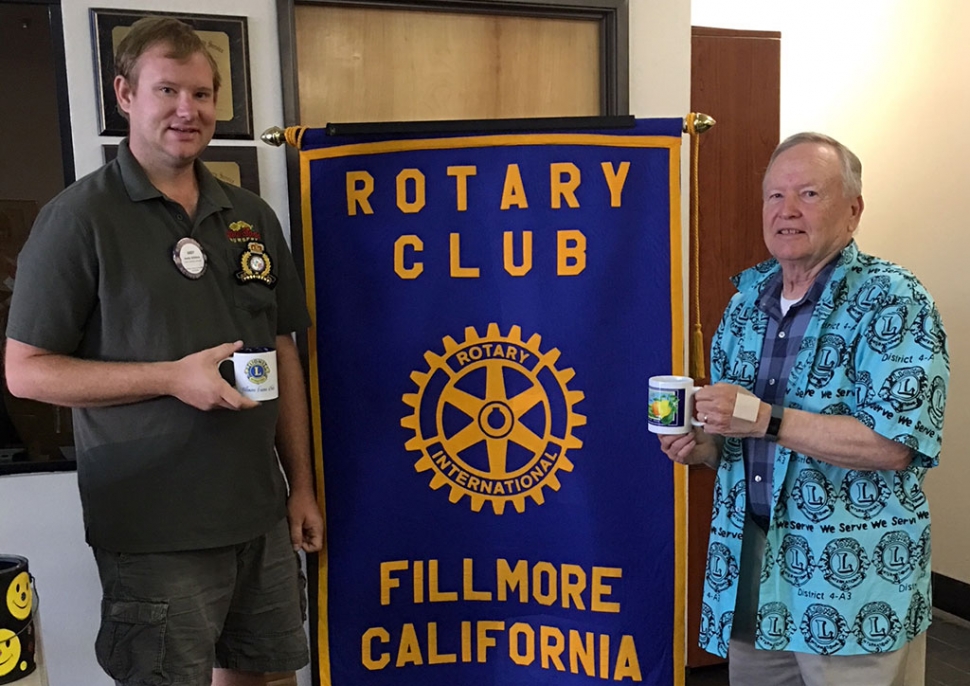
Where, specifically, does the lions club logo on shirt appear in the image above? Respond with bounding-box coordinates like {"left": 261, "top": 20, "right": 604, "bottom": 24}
{"left": 853, "top": 602, "right": 901, "bottom": 653}
{"left": 800, "top": 604, "right": 849, "bottom": 655}
{"left": 819, "top": 537, "right": 869, "bottom": 591}
{"left": 757, "top": 602, "right": 795, "bottom": 650}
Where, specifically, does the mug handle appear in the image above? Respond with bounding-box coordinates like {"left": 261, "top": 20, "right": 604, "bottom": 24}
{"left": 690, "top": 386, "right": 705, "bottom": 427}
{"left": 218, "top": 357, "right": 236, "bottom": 385}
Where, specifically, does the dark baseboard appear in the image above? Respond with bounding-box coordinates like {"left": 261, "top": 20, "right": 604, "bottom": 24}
{"left": 933, "top": 572, "right": 970, "bottom": 622}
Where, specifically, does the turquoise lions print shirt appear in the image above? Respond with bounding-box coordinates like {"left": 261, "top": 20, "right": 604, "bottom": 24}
{"left": 700, "top": 241, "right": 949, "bottom": 657}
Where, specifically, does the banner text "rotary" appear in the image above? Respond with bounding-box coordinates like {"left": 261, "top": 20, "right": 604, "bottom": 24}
{"left": 345, "top": 162, "right": 630, "bottom": 215}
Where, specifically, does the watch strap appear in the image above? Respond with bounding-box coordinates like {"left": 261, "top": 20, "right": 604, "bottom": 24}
{"left": 765, "top": 404, "right": 784, "bottom": 442}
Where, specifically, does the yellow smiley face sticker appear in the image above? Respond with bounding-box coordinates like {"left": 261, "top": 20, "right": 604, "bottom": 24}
{"left": 0, "top": 628, "right": 22, "bottom": 677}
{"left": 5, "top": 572, "right": 31, "bottom": 621}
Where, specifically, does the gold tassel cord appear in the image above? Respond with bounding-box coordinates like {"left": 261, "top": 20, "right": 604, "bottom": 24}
{"left": 684, "top": 113, "right": 715, "bottom": 380}
{"left": 285, "top": 126, "right": 308, "bottom": 150}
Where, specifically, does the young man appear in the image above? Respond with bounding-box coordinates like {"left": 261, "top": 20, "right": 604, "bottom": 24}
{"left": 660, "top": 133, "right": 948, "bottom": 685}
{"left": 5, "top": 17, "right": 322, "bottom": 686}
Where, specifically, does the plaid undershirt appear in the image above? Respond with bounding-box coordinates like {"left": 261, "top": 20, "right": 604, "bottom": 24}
{"left": 743, "top": 259, "right": 836, "bottom": 532}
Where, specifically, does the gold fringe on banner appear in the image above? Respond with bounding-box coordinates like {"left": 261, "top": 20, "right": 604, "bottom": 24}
{"left": 683, "top": 113, "right": 715, "bottom": 381}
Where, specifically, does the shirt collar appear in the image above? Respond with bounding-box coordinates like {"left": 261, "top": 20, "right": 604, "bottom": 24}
{"left": 116, "top": 139, "right": 233, "bottom": 211}
{"left": 755, "top": 256, "right": 838, "bottom": 316}
{"left": 733, "top": 240, "right": 859, "bottom": 293}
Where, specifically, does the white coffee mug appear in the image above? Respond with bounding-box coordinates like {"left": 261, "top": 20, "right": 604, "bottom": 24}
{"left": 221, "top": 347, "right": 279, "bottom": 401}
{"left": 647, "top": 375, "right": 704, "bottom": 435}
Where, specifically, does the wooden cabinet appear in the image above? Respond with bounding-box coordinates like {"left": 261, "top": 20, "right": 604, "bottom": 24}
{"left": 686, "top": 25, "right": 780, "bottom": 669}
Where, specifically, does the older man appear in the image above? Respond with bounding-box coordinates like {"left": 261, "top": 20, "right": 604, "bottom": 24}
{"left": 661, "top": 133, "right": 948, "bottom": 685}
{"left": 5, "top": 17, "right": 321, "bottom": 686}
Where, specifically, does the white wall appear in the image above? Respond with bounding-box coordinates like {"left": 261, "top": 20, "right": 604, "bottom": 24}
{"left": 692, "top": 0, "right": 970, "bottom": 583}
{"left": 0, "top": 1, "right": 693, "bottom": 683}
{"left": 631, "top": 0, "right": 693, "bottom": 363}
{"left": 631, "top": 0, "right": 691, "bottom": 117}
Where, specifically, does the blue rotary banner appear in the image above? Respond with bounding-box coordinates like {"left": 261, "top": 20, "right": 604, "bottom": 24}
{"left": 299, "top": 118, "right": 686, "bottom": 686}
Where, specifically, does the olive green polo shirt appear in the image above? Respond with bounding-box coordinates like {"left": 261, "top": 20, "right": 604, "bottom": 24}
{"left": 6, "top": 141, "right": 312, "bottom": 553}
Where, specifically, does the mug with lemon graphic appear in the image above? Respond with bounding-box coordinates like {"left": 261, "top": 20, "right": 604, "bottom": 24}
{"left": 0, "top": 556, "right": 36, "bottom": 684}
{"left": 648, "top": 375, "right": 704, "bottom": 434}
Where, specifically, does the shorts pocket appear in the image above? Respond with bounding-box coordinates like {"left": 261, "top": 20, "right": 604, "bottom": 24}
{"left": 95, "top": 598, "right": 168, "bottom": 685}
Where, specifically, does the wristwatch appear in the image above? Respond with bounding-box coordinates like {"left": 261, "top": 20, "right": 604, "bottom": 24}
{"left": 765, "top": 404, "right": 785, "bottom": 442}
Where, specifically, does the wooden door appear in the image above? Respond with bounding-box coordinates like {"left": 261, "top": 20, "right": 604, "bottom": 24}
{"left": 687, "top": 25, "right": 780, "bottom": 669}
{"left": 293, "top": 4, "right": 602, "bottom": 124}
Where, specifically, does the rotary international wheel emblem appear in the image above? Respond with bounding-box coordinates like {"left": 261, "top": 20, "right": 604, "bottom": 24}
{"left": 402, "top": 323, "right": 586, "bottom": 514}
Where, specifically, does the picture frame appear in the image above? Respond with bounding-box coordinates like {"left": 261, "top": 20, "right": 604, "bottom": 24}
{"left": 90, "top": 8, "right": 254, "bottom": 139}
{"left": 102, "top": 145, "right": 261, "bottom": 195}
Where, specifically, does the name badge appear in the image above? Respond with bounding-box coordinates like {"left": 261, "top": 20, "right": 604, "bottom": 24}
{"left": 173, "top": 237, "right": 207, "bottom": 279}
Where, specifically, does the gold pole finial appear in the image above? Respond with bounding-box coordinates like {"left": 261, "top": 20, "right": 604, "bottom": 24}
{"left": 261, "top": 126, "right": 286, "bottom": 147}
{"left": 683, "top": 113, "right": 716, "bottom": 135}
